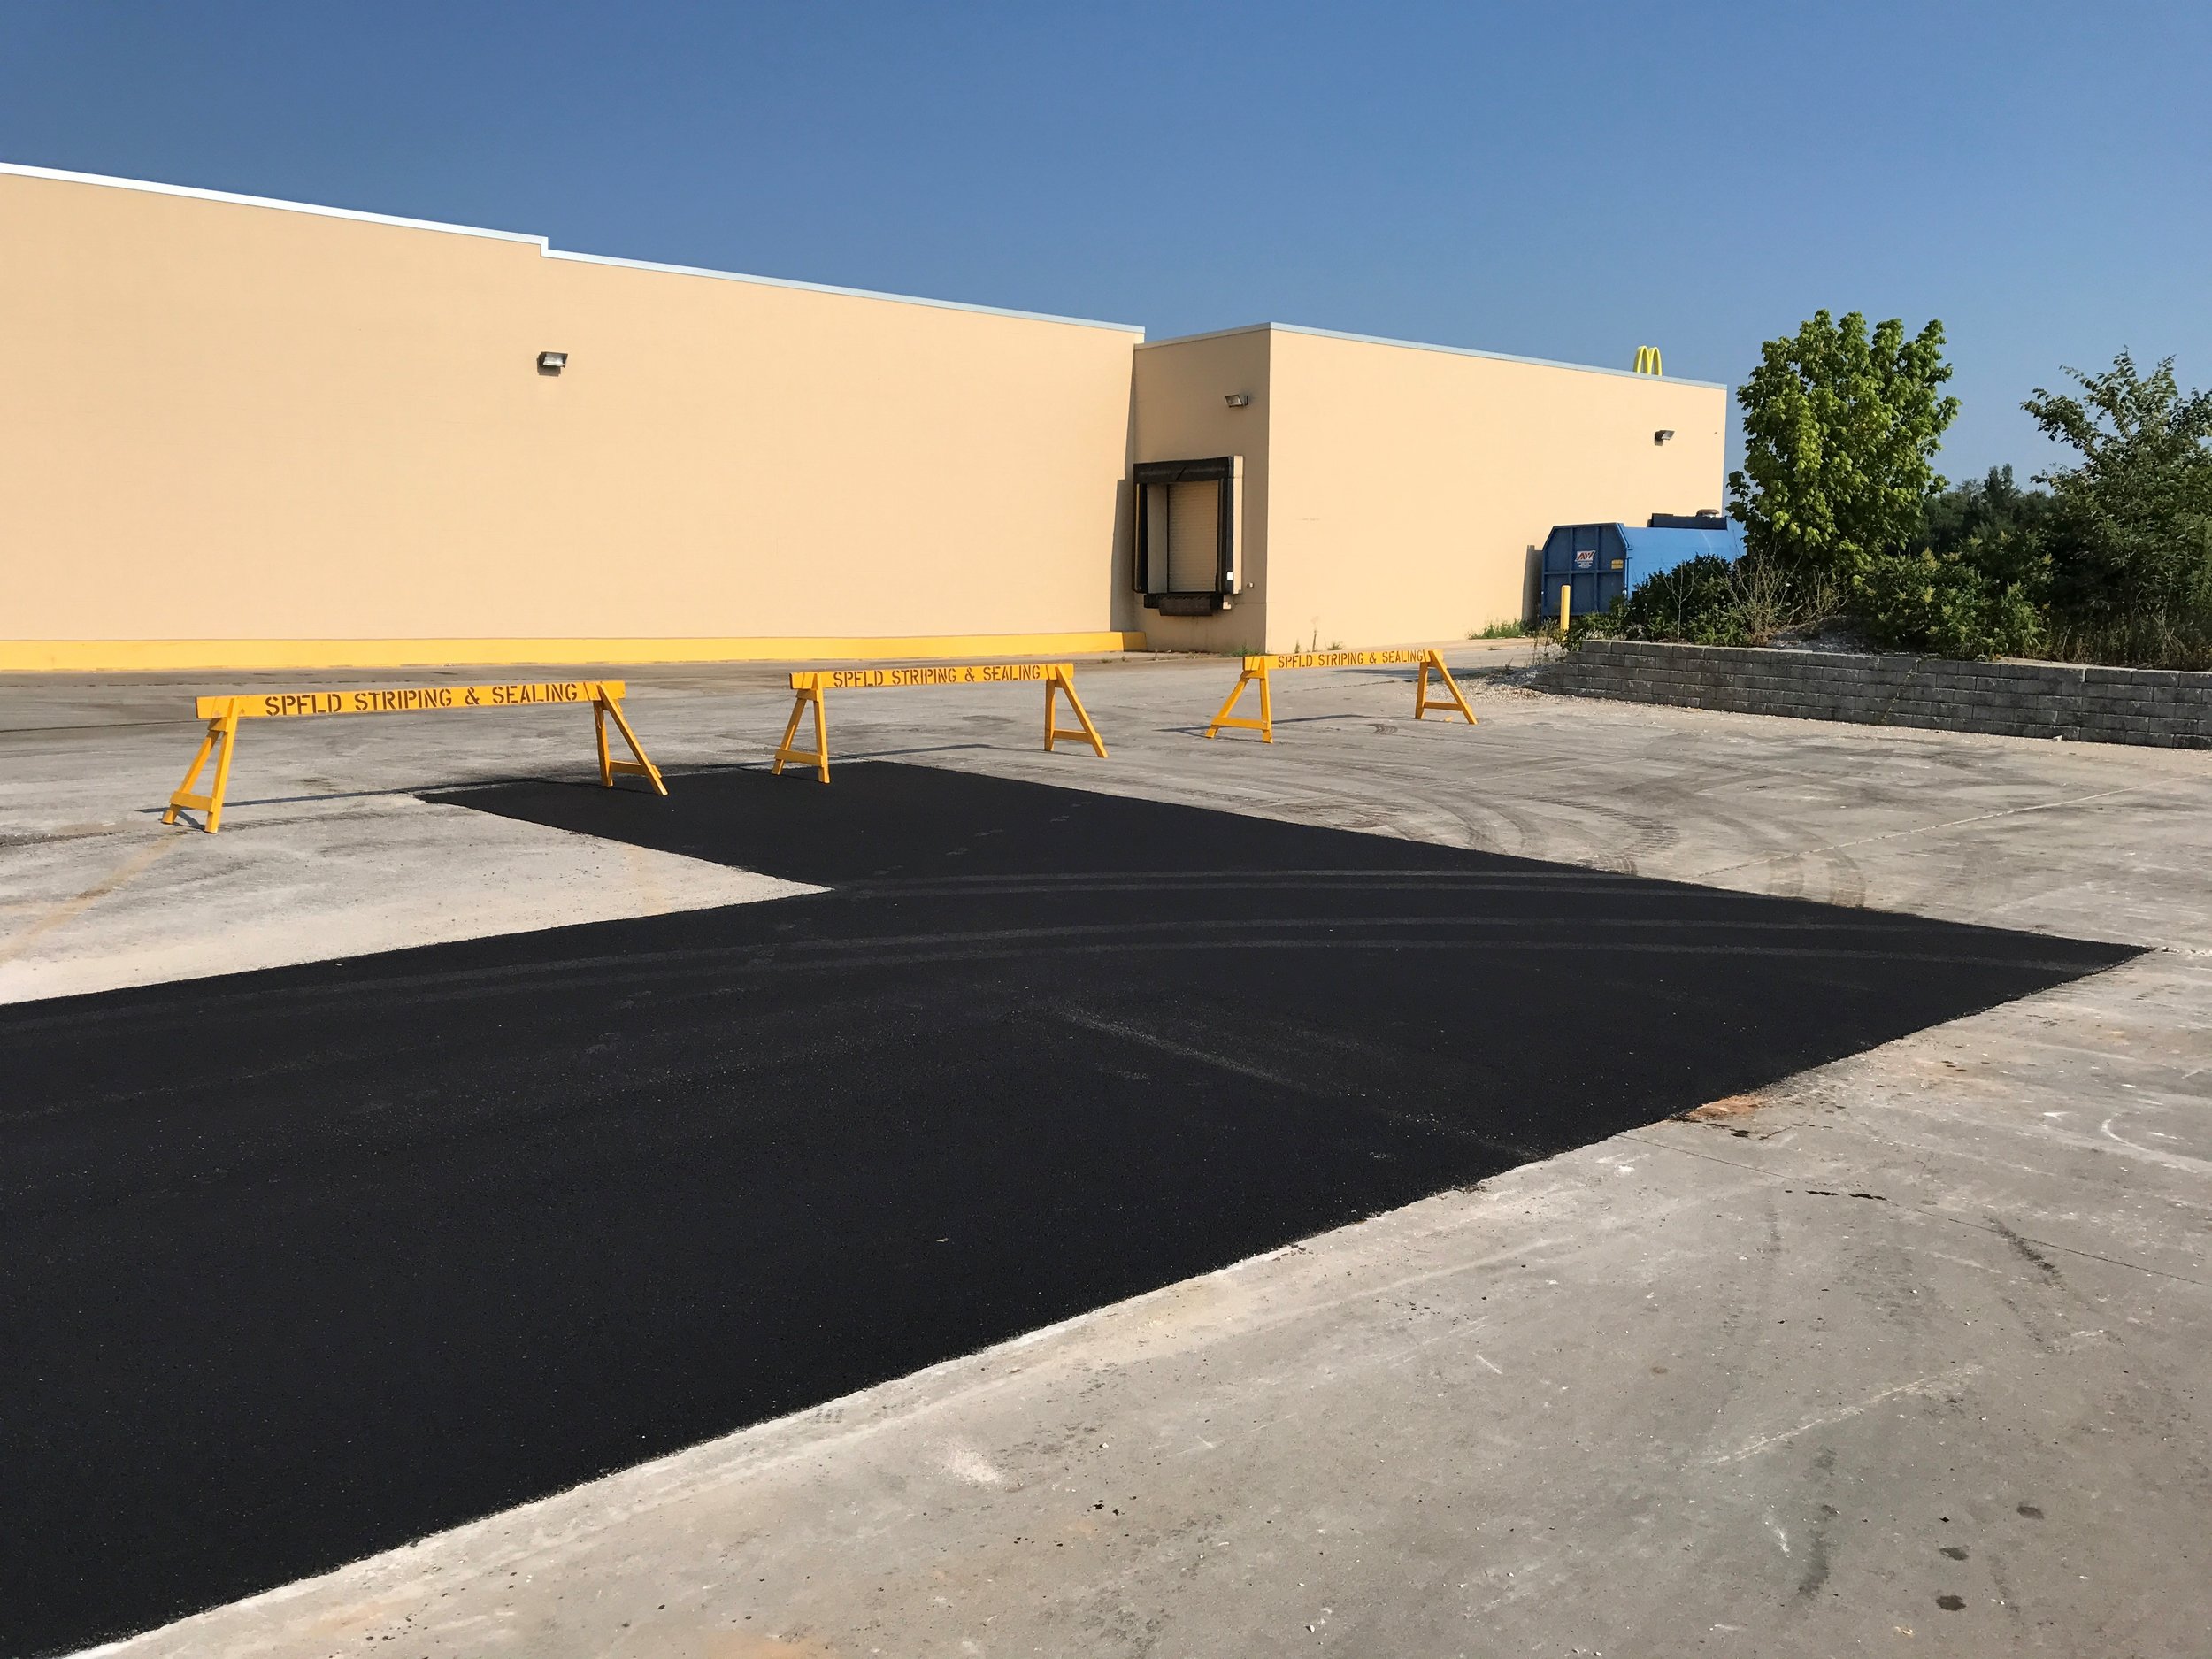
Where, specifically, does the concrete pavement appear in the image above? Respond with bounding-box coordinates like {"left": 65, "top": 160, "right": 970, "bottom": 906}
{"left": 3, "top": 648, "right": 2206, "bottom": 1656}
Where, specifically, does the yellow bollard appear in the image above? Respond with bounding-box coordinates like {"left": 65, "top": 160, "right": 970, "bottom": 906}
{"left": 1559, "top": 580, "right": 1572, "bottom": 637}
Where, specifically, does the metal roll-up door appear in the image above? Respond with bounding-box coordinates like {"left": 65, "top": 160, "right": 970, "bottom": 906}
{"left": 1166, "top": 480, "right": 1220, "bottom": 592}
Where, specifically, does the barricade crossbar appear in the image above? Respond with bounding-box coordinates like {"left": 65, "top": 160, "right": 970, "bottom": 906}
{"left": 772, "top": 661, "right": 1108, "bottom": 783}
{"left": 163, "top": 679, "right": 665, "bottom": 833}
{"left": 1205, "top": 649, "right": 1477, "bottom": 743}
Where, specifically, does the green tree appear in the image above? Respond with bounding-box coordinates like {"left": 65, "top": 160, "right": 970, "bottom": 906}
{"left": 1729, "top": 311, "right": 1960, "bottom": 577}
{"left": 1853, "top": 462, "right": 2055, "bottom": 658}
{"left": 2024, "top": 352, "right": 2212, "bottom": 633}
{"left": 1924, "top": 464, "right": 2052, "bottom": 555}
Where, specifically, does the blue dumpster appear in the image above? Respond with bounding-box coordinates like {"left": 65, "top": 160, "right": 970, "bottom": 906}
{"left": 1540, "top": 515, "right": 1744, "bottom": 620}
{"left": 1539, "top": 523, "right": 1629, "bottom": 623}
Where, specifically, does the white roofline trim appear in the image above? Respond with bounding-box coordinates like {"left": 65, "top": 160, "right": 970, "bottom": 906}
{"left": 0, "top": 161, "right": 548, "bottom": 247}
{"left": 0, "top": 160, "right": 1146, "bottom": 335}
{"left": 1134, "top": 323, "right": 1273, "bottom": 349}
{"left": 1143, "top": 319, "right": 1726, "bottom": 388}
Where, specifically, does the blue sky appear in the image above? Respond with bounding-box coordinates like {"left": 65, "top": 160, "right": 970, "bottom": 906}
{"left": 4, "top": 1, "right": 2204, "bottom": 480}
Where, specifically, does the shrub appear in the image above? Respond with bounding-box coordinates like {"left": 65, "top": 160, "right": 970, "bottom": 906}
{"left": 1851, "top": 548, "right": 2046, "bottom": 659}
{"left": 1580, "top": 555, "right": 1839, "bottom": 649}
{"left": 2047, "top": 612, "right": 2212, "bottom": 672}
{"left": 1613, "top": 555, "right": 1749, "bottom": 644}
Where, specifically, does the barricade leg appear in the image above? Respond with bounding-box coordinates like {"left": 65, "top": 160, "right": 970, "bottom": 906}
{"left": 162, "top": 704, "right": 242, "bottom": 833}
{"left": 772, "top": 680, "right": 831, "bottom": 783}
{"left": 1044, "top": 668, "right": 1110, "bottom": 757}
{"left": 1413, "top": 650, "right": 1479, "bottom": 726}
{"left": 595, "top": 689, "right": 669, "bottom": 795}
{"left": 1205, "top": 662, "right": 1273, "bottom": 742}
{"left": 160, "top": 721, "right": 222, "bottom": 825}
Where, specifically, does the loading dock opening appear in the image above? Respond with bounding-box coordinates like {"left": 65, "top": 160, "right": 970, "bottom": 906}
{"left": 1134, "top": 456, "right": 1241, "bottom": 616}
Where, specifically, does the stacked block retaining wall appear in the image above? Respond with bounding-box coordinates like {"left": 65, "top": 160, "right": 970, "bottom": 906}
{"left": 1533, "top": 639, "right": 2211, "bottom": 749}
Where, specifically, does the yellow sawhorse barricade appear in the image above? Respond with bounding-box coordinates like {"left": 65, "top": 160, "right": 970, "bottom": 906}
{"left": 164, "top": 680, "right": 666, "bottom": 833}
{"left": 772, "top": 661, "right": 1108, "bottom": 783}
{"left": 1205, "top": 649, "right": 1477, "bottom": 743}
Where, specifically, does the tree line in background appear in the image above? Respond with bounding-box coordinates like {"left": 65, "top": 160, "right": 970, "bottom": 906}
{"left": 1586, "top": 311, "right": 2212, "bottom": 667}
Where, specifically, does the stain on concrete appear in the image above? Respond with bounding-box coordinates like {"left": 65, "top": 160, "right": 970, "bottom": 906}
{"left": 1677, "top": 1092, "right": 1767, "bottom": 1122}
{"left": 1991, "top": 1219, "right": 2064, "bottom": 1279}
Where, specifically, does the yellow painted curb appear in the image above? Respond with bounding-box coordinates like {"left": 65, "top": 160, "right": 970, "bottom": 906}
{"left": 0, "top": 633, "right": 1149, "bottom": 673}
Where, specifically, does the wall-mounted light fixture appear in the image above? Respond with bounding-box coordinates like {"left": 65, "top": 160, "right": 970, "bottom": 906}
{"left": 1654, "top": 428, "right": 1675, "bottom": 445}
{"left": 537, "top": 351, "right": 568, "bottom": 375}
{"left": 1224, "top": 393, "right": 1251, "bottom": 408}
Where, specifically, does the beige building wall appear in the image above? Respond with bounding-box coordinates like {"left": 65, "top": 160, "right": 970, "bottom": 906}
{"left": 3, "top": 165, "right": 1732, "bottom": 674}
{"left": 1263, "top": 325, "right": 1728, "bottom": 651}
{"left": 1127, "top": 331, "right": 1271, "bottom": 654}
{"left": 0, "top": 165, "right": 1144, "bottom": 671}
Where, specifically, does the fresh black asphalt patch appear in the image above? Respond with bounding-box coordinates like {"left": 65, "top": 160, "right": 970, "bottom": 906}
{"left": 0, "top": 763, "right": 2134, "bottom": 1654}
